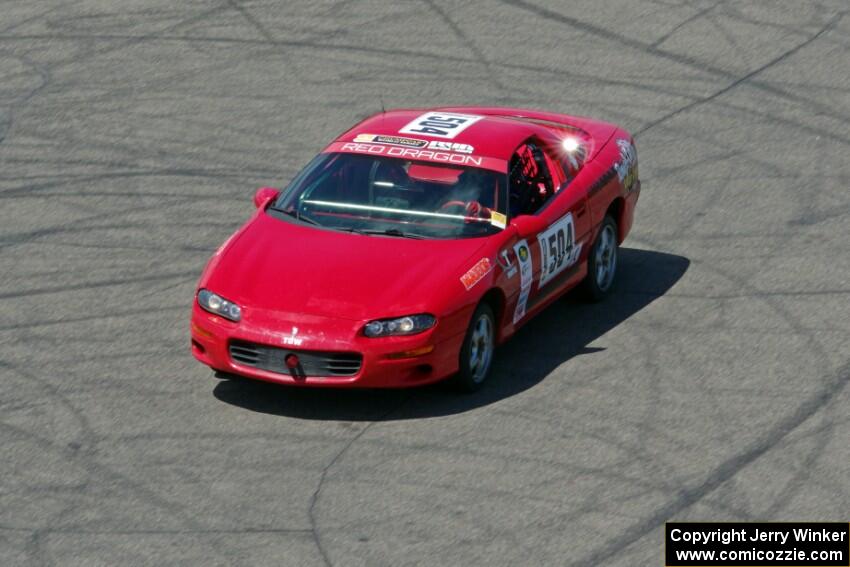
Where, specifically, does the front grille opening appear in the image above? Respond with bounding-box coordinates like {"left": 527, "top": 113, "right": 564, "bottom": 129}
{"left": 229, "top": 343, "right": 261, "bottom": 365}
{"left": 229, "top": 340, "right": 362, "bottom": 377}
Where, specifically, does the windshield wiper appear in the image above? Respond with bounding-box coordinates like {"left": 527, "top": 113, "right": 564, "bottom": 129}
{"left": 269, "top": 206, "right": 318, "bottom": 225}
{"left": 337, "top": 227, "right": 425, "bottom": 239}
{"left": 382, "top": 228, "right": 425, "bottom": 239}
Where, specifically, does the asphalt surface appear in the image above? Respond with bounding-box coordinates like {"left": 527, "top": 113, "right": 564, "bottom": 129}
{"left": 1, "top": 1, "right": 849, "bottom": 565}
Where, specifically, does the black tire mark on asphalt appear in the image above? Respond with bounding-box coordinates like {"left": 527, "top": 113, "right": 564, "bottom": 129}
{"left": 307, "top": 396, "right": 411, "bottom": 567}
{"left": 1, "top": 525, "right": 312, "bottom": 535}
{"left": 0, "top": 32, "right": 489, "bottom": 66}
{"left": 0, "top": 270, "right": 197, "bottom": 300}
{"left": 0, "top": 2, "right": 77, "bottom": 36}
{"left": 635, "top": 10, "right": 845, "bottom": 136}
{"left": 497, "top": 0, "right": 850, "bottom": 135}
{"left": 651, "top": 2, "right": 724, "bottom": 48}
{"left": 569, "top": 360, "right": 849, "bottom": 566}
{"left": 572, "top": 2, "right": 847, "bottom": 529}
{"left": 42, "top": 2, "right": 235, "bottom": 73}
{"left": 0, "top": 52, "right": 50, "bottom": 146}
{"left": 0, "top": 31, "right": 732, "bottom": 106}
{"left": 0, "top": 424, "right": 286, "bottom": 566}
{"left": 9, "top": 25, "right": 846, "bottom": 152}
{"left": 1, "top": 358, "right": 292, "bottom": 567}
{"left": 225, "top": 0, "right": 309, "bottom": 89}
{"left": 3, "top": 2, "right": 847, "bottom": 132}
{"left": 226, "top": 0, "right": 277, "bottom": 45}
{"left": 760, "top": 408, "right": 836, "bottom": 519}
{"left": 0, "top": 169, "right": 274, "bottom": 199}
{"left": 572, "top": 206, "right": 841, "bottom": 563}
{"left": 612, "top": 8, "right": 846, "bottom": 524}
{"left": 0, "top": 180, "right": 230, "bottom": 261}
{"left": 423, "top": 0, "right": 510, "bottom": 97}
{"left": 0, "top": 305, "right": 183, "bottom": 332}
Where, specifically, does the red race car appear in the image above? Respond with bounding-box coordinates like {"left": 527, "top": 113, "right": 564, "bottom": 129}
{"left": 191, "top": 107, "right": 640, "bottom": 390}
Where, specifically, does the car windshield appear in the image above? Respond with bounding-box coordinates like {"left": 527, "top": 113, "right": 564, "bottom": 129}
{"left": 271, "top": 153, "right": 508, "bottom": 239}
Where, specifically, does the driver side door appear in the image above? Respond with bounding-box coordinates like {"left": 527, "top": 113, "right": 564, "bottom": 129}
{"left": 508, "top": 142, "right": 591, "bottom": 326}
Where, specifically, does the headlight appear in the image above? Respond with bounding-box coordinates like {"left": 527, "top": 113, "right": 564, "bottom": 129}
{"left": 197, "top": 289, "right": 241, "bottom": 322}
{"left": 363, "top": 314, "right": 435, "bottom": 337}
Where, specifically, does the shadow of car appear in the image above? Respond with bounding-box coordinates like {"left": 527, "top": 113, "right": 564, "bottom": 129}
{"left": 212, "top": 247, "right": 689, "bottom": 421}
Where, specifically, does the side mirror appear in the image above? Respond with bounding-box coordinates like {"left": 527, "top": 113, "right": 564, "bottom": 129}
{"left": 253, "top": 187, "right": 280, "bottom": 209}
{"left": 510, "top": 215, "right": 547, "bottom": 238}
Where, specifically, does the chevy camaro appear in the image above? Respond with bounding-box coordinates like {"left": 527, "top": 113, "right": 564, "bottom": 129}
{"left": 190, "top": 107, "right": 640, "bottom": 390}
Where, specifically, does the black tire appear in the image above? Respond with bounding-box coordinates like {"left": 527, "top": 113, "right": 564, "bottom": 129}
{"left": 451, "top": 302, "right": 496, "bottom": 392}
{"left": 582, "top": 215, "right": 619, "bottom": 302}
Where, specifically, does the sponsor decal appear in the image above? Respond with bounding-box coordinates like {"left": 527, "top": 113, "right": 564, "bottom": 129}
{"left": 518, "top": 244, "right": 529, "bottom": 262}
{"left": 354, "top": 133, "right": 428, "bottom": 148}
{"left": 399, "top": 112, "right": 483, "bottom": 139}
{"left": 497, "top": 249, "right": 517, "bottom": 278}
{"left": 489, "top": 211, "right": 507, "bottom": 229}
{"left": 537, "top": 212, "right": 582, "bottom": 288}
{"left": 614, "top": 138, "right": 638, "bottom": 192}
{"left": 460, "top": 258, "right": 493, "bottom": 291}
{"left": 282, "top": 326, "right": 303, "bottom": 347}
{"left": 427, "top": 140, "right": 474, "bottom": 154}
{"left": 512, "top": 240, "right": 533, "bottom": 324}
{"left": 340, "top": 142, "right": 484, "bottom": 167}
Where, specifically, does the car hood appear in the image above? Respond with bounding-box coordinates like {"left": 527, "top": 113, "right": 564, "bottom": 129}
{"left": 202, "top": 212, "right": 490, "bottom": 321}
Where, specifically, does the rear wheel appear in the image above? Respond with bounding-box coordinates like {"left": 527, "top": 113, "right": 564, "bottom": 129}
{"left": 582, "top": 215, "right": 618, "bottom": 301}
{"left": 452, "top": 303, "right": 496, "bottom": 392}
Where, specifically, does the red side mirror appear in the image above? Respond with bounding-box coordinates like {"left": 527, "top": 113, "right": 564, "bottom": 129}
{"left": 253, "top": 187, "right": 280, "bottom": 209}
{"left": 510, "top": 215, "right": 547, "bottom": 238}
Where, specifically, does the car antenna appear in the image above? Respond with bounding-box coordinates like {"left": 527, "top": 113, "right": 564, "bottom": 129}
{"left": 380, "top": 96, "right": 385, "bottom": 114}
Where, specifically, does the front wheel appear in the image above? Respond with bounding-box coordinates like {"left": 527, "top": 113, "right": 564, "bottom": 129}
{"left": 452, "top": 303, "right": 496, "bottom": 392}
{"left": 582, "top": 215, "right": 618, "bottom": 301}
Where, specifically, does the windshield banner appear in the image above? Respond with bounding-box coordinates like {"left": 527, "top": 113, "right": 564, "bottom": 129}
{"left": 324, "top": 141, "right": 507, "bottom": 173}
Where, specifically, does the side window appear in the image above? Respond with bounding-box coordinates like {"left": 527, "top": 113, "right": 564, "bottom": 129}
{"left": 508, "top": 142, "right": 555, "bottom": 217}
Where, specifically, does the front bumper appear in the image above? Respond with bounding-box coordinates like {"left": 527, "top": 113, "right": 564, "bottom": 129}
{"left": 190, "top": 304, "right": 463, "bottom": 388}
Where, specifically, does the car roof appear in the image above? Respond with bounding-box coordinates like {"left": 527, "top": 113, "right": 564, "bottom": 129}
{"left": 332, "top": 108, "right": 547, "bottom": 162}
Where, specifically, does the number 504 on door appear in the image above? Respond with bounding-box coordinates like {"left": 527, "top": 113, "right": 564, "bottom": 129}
{"left": 537, "top": 212, "right": 582, "bottom": 288}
